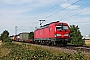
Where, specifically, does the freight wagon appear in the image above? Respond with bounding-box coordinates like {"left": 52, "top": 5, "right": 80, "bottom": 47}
{"left": 13, "top": 32, "right": 33, "bottom": 43}
{"left": 19, "top": 33, "right": 29, "bottom": 42}
{"left": 34, "top": 21, "right": 70, "bottom": 46}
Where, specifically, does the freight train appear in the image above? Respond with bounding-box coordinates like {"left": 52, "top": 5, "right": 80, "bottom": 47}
{"left": 11, "top": 21, "right": 70, "bottom": 46}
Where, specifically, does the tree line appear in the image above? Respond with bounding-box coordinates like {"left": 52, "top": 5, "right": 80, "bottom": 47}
{"left": 0, "top": 25, "right": 85, "bottom": 46}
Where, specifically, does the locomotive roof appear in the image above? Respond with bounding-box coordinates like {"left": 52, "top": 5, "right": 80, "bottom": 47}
{"left": 35, "top": 21, "right": 68, "bottom": 30}
{"left": 36, "top": 21, "right": 60, "bottom": 30}
{"left": 42, "top": 21, "right": 60, "bottom": 27}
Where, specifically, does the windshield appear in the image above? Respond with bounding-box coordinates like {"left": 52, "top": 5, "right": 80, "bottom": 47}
{"left": 63, "top": 26, "right": 68, "bottom": 30}
{"left": 56, "top": 26, "right": 62, "bottom": 30}
{"left": 56, "top": 26, "right": 68, "bottom": 30}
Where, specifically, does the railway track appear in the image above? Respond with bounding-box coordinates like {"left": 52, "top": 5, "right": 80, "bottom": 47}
{"left": 60, "top": 45, "right": 90, "bottom": 52}
{"left": 13, "top": 41, "right": 90, "bottom": 55}
{"left": 32, "top": 42, "right": 90, "bottom": 52}
{"left": 31, "top": 43, "right": 90, "bottom": 55}
{"left": 61, "top": 45, "right": 90, "bottom": 53}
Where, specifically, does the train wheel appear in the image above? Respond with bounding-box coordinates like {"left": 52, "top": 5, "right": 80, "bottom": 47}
{"left": 46, "top": 43, "right": 50, "bottom": 46}
{"left": 51, "top": 42, "right": 54, "bottom": 46}
{"left": 35, "top": 40, "right": 38, "bottom": 44}
{"left": 63, "top": 41, "right": 67, "bottom": 46}
{"left": 46, "top": 42, "right": 51, "bottom": 46}
{"left": 40, "top": 41, "right": 42, "bottom": 45}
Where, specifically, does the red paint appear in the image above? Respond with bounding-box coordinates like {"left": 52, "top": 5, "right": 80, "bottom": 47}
{"left": 34, "top": 21, "right": 70, "bottom": 39}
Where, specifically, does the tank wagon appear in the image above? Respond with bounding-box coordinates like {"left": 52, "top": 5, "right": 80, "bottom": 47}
{"left": 34, "top": 21, "right": 70, "bottom": 46}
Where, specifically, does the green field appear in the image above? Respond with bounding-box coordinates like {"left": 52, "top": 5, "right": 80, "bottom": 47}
{"left": 0, "top": 42, "right": 89, "bottom": 60}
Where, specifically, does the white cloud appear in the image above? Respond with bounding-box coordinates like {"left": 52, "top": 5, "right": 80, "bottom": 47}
{"left": 78, "top": 8, "right": 90, "bottom": 15}
{"left": 67, "top": 18, "right": 90, "bottom": 24}
{"left": 61, "top": 3, "right": 79, "bottom": 9}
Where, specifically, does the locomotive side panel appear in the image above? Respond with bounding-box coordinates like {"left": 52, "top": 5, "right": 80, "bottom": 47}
{"left": 43, "top": 27, "right": 50, "bottom": 39}
{"left": 49, "top": 23, "right": 56, "bottom": 38}
{"left": 34, "top": 30, "right": 40, "bottom": 40}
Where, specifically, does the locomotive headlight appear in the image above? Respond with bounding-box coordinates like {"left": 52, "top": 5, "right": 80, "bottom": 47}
{"left": 55, "top": 34, "right": 61, "bottom": 37}
{"left": 57, "top": 34, "right": 61, "bottom": 36}
{"left": 64, "top": 34, "right": 69, "bottom": 36}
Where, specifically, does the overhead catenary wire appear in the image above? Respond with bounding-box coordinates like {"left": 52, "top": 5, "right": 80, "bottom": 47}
{"left": 39, "top": 0, "right": 67, "bottom": 19}
{"left": 60, "top": 9, "right": 90, "bottom": 21}
{"left": 33, "top": 0, "right": 63, "bottom": 20}
{"left": 45, "top": 0, "right": 81, "bottom": 19}
{"left": 70, "top": 9, "right": 90, "bottom": 17}
{"left": 18, "top": 0, "right": 89, "bottom": 31}
{"left": 59, "top": 2, "right": 90, "bottom": 21}
{"left": 34, "top": 0, "right": 81, "bottom": 20}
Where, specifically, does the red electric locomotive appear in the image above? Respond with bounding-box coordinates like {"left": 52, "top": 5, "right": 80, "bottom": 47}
{"left": 34, "top": 21, "right": 70, "bottom": 46}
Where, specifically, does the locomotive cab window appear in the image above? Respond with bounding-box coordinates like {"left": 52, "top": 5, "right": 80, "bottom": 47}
{"left": 63, "top": 26, "right": 68, "bottom": 30}
{"left": 56, "top": 26, "right": 68, "bottom": 30}
{"left": 56, "top": 26, "right": 63, "bottom": 30}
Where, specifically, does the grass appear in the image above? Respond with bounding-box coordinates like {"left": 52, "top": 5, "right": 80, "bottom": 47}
{"left": 0, "top": 47, "right": 11, "bottom": 57}
{"left": 85, "top": 40, "right": 90, "bottom": 46}
{"left": 0, "top": 42, "right": 89, "bottom": 60}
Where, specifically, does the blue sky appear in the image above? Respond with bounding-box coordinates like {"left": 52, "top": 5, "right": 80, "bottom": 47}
{"left": 0, "top": 0, "right": 90, "bottom": 36}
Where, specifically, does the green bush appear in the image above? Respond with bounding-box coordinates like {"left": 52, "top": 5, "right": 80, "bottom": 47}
{"left": 2, "top": 38, "right": 12, "bottom": 43}
{"left": 0, "top": 30, "right": 12, "bottom": 43}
